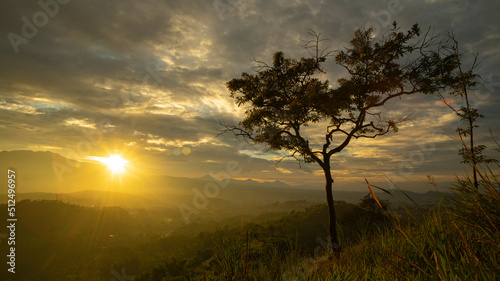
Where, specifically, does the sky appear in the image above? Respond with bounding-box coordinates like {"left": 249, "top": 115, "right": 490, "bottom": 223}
{"left": 1, "top": 0, "right": 499, "bottom": 191}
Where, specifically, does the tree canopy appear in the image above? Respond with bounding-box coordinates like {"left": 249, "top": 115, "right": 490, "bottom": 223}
{"left": 222, "top": 22, "right": 469, "bottom": 251}
{"left": 225, "top": 23, "right": 458, "bottom": 169}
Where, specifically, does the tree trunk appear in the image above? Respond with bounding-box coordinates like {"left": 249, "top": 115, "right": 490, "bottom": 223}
{"left": 323, "top": 158, "right": 341, "bottom": 253}
{"left": 462, "top": 67, "right": 478, "bottom": 190}
{"left": 469, "top": 116, "right": 478, "bottom": 189}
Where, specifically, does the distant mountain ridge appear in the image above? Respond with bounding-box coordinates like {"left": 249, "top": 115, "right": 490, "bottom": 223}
{"left": 0, "top": 150, "right": 450, "bottom": 208}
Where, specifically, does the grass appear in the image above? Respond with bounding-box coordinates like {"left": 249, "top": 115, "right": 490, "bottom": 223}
{"left": 204, "top": 163, "right": 500, "bottom": 280}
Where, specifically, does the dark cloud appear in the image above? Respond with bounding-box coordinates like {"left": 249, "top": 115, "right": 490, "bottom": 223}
{"left": 1, "top": 0, "right": 499, "bottom": 189}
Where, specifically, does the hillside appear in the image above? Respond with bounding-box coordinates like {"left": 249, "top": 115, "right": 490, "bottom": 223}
{"left": 0, "top": 151, "right": 448, "bottom": 212}
{"left": 0, "top": 199, "right": 356, "bottom": 280}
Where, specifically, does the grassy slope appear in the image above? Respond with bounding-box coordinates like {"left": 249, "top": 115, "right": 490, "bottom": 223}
{"left": 197, "top": 169, "right": 500, "bottom": 281}
{"left": 2, "top": 167, "right": 498, "bottom": 280}
{"left": 135, "top": 168, "right": 499, "bottom": 280}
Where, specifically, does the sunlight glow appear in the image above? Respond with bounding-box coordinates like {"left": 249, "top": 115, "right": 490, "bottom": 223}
{"left": 87, "top": 155, "right": 128, "bottom": 174}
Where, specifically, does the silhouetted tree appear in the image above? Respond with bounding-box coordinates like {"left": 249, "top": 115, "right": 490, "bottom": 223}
{"left": 359, "top": 193, "right": 389, "bottom": 223}
{"left": 437, "top": 35, "right": 497, "bottom": 189}
{"left": 221, "top": 23, "right": 467, "bottom": 252}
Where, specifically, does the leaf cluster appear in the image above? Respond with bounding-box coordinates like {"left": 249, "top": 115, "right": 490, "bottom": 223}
{"left": 225, "top": 23, "right": 469, "bottom": 167}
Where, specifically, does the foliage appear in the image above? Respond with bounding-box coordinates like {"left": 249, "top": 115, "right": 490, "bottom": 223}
{"left": 222, "top": 22, "right": 470, "bottom": 250}
{"left": 359, "top": 193, "right": 390, "bottom": 224}
{"left": 224, "top": 23, "right": 461, "bottom": 165}
{"left": 436, "top": 34, "right": 498, "bottom": 189}
{"left": 6, "top": 169, "right": 500, "bottom": 281}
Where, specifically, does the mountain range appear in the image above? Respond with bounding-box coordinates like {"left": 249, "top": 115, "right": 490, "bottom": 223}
{"left": 0, "top": 150, "right": 449, "bottom": 208}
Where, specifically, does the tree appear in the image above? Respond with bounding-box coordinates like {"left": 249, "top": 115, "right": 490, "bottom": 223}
{"left": 359, "top": 193, "right": 389, "bottom": 223}
{"left": 437, "top": 35, "right": 497, "bottom": 189}
{"left": 221, "top": 22, "right": 463, "bottom": 253}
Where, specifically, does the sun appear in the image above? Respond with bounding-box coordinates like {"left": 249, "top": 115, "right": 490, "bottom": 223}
{"left": 102, "top": 155, "right": 128, "bottom": 174}
{"left": 88, "top": 155, "right": 128, "bottom": 174}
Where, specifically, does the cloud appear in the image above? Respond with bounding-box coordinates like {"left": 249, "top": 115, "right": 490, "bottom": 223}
{"left": 0, "top": 0, "right": 499, "bottom": 189}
